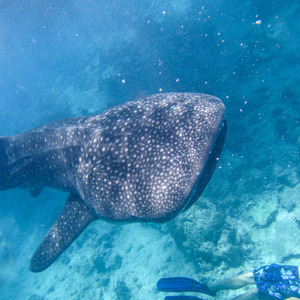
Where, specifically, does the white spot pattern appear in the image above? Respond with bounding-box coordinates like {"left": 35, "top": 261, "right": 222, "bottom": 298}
{"left": 3, "top": 93, "right": 226, "bottom": 222}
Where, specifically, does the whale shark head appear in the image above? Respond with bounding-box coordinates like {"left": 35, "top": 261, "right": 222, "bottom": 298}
{"left": 75, "top": 93, "right": 227, "bottom": 221}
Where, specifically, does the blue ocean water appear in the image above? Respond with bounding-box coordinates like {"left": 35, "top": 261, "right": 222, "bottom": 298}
{"left": 0, "top": 0, "right": 299, "bottom": 299}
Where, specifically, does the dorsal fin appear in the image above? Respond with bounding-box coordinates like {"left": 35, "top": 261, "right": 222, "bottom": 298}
{"left": 30, "top": 193, "right": 96, "bottom": 272}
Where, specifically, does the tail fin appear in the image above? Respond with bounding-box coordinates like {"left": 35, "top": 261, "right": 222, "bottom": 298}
{"left": 0, "top": 138, "right": 9, "bottom": 190}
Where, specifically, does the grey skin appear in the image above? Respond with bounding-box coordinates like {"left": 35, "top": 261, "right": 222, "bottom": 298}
{"left": 0, "top": 93, "right": 227, "bottom": 272}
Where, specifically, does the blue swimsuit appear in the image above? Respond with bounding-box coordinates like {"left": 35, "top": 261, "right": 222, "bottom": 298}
{"left": 254, "top": 264, "right": 300, "bottom": 299}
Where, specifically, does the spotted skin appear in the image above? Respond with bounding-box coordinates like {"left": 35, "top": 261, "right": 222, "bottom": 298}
{"left": 29, "top": 193, "right": 96, "bottom": 272}
{"left": 0, "top": 93, "right": 227, "bottom": 272}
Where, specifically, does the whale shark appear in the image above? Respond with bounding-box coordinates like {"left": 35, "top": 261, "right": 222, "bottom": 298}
{"left": 0, "top": 93, "right": 227, "bottom": 272}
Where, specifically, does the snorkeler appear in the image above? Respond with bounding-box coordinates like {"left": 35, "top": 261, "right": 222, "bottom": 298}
{"left": 157, "top": 263, "right": 300, "bottom": 299}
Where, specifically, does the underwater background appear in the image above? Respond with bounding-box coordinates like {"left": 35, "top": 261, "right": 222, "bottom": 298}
{"left": 0, "top": 0, "right": 299, "bottom": 299}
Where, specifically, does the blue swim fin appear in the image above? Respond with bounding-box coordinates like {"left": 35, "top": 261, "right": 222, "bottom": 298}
{"left": 165, "top": 296, "right": 205, "bottom": 300}
{"left": 157, "top": 277, "right": 216, "bottom": 296}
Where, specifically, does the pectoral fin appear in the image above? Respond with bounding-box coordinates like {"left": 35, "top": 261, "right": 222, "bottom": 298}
{"left": 30, "top": 193, "right": 96, "bottom": 272}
